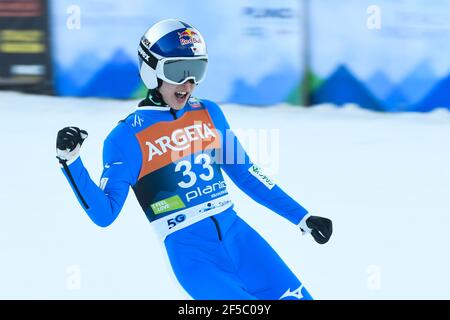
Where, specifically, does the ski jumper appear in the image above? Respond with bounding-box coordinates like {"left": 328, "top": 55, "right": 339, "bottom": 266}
{"left": 60, "top": 96, "right": 313, "bottom": 300}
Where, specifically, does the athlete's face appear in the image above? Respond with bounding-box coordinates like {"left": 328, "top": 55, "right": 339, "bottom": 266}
{"left": 158, "top": 80, "right": 196, "bottom": 110}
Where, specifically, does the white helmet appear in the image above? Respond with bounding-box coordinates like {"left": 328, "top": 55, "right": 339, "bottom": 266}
{"left": 138, "top": 19, "right": 208, "bottom": 89}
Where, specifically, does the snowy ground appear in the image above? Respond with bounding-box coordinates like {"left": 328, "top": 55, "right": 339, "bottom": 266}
{"left": 0, "top": 91, "right": 449, "bottom": 299}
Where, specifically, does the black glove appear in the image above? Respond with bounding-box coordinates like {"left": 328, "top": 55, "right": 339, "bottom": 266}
{"left": 299, "top": 215, "right": 333, "bottom": 244}
{"left": 56, "top": 127, "right": 88, "bottom": 163}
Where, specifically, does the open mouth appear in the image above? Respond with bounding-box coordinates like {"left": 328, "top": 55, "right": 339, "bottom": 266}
{"left": 174, "top": 91, "right": 189, "bottom": 103}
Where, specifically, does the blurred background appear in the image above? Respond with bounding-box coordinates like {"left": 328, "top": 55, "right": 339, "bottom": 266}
{"left": 0, "top": 0, "right": 449, "bottom": 299}
{"left": 3, "top": 0, "right": 450, "bottom": 110}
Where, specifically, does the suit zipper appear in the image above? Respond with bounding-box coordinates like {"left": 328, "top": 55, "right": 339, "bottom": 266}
{"left": 210, "top": 216, "right": 222, "bottom": 241}
{"left": 170, "top": 108, "right": 177, "bottom": 119}
{"left": 59, "top": 159, "right": 90, "bottom": 210}
{"left": 171, "top": 108, "right": 222, "bottom": 240}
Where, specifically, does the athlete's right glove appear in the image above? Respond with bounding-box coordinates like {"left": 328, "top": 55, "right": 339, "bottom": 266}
{"left": 299, "top": 214, "right": 333, "bottom": 244}
{"left": 56, "top": 127, "right": 88, "bottom": 165}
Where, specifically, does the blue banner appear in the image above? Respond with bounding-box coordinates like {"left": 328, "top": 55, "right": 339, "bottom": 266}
{"left": 50, "top": 0, "right": 304, "bottom": 104}
{"left": 309, "top": 0, "right": 450, "bottom": 112}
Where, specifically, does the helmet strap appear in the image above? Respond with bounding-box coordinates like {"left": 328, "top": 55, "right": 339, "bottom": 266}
{"left": 138, "top": 89, "right": 167, "bottom": 107}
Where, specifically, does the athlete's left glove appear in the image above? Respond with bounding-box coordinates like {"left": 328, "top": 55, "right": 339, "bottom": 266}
{"left": 56, "top": 127, "right": 88, "bottom": 165}
{"left": 299, "top": 214, "right": 333, "bottom": 244}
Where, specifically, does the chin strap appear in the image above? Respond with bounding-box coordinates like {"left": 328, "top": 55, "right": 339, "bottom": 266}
{"left": 138, "top": 89, "right": 167, "bottom": 107}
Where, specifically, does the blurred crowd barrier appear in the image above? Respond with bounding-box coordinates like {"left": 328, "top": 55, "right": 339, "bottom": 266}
{"left": 1, "top": 0, "right": 449, "bottom": 111}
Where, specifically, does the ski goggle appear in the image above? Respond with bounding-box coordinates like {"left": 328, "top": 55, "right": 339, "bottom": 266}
{"left": 155, "top": 56, "right": 208, "bottom": 85}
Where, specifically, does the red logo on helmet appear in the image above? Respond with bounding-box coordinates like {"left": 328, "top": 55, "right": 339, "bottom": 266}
{"left": 178, "top": 29, "right": 202, "bottom": 46}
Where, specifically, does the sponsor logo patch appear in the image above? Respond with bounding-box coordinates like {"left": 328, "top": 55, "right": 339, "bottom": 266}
{"left": 136, "top": 110, "right": 221, "bottom": 179}
{"left": 138, "top": 46, "right": 150, "bottom": 62}
{"left": 151, "top": 195, "right": 186, "bottom": 215}
{"left": 188, "top": 96, "right": 202, "bottom": 108}
{"left": 248, "top": 164, "right": 275, "bottom": 190}
{"left": 178, "top": 29, "right": 202, "bottom": 46}
{"left": 280, "top": 285, "right": 304, "bottom": 300}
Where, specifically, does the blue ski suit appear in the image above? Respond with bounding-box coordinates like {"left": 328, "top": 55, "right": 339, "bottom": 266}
{"left": 60, "top": 96, "right": 312, "bottom": 300}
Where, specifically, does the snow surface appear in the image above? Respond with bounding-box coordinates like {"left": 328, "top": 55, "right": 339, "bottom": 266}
{"left": 0, "top": 91, "right": 449, "bottom": 299}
